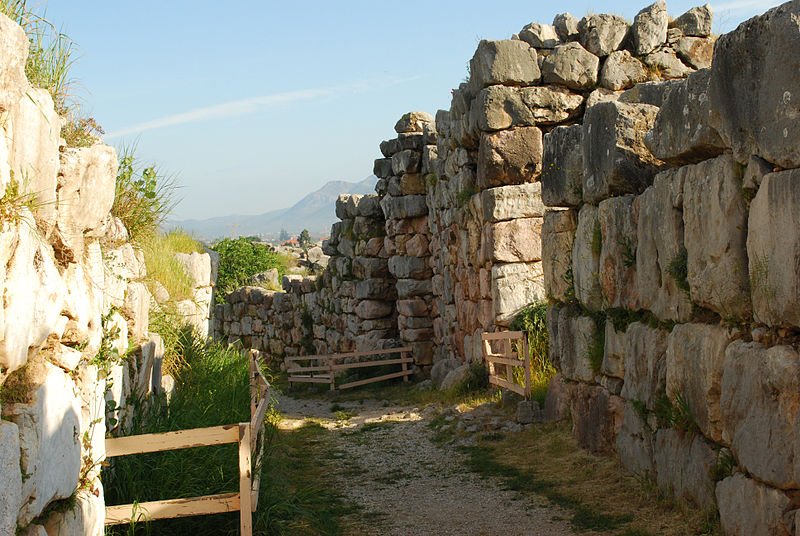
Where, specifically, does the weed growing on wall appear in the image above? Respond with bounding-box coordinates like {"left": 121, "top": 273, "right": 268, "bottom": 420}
{"left": 511, "top": 302, "right": 556, "bottom": 405}
{"left": 141, "top": 231, "right": 202, "bottom": 303}
{"left": 667, "top": 246, "right": 690, "bottom": 294}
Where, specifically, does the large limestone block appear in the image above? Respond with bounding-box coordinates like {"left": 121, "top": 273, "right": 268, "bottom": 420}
{"left": 355, "top": 300, "right": 393, "bottom": 320}
{"left": 477, "top": 127, "right": 543, "bottom": 189}
{"left": 541, "top": 124, "right": 583, "bottom": 207}
{"left": 644, "top": 49, "right": 695, "bottom": 79}
{"left": 394, "top": 111, "right": 434, "bottom": 134}
{"left": 683, "top": 155, "right": 751, "bottom": 319}
{"left": 388, "top": 255, "right": 431, "bottom": 280}
{"left": 519, "top": 22, "right": 560, "bottom": 49}
{"left": 618, "top": 79, "right": 682, "bottom": 106}
{"left": 0, "top": 13, "right": 28, "bottom": 107}
{"left": 599, "top": 50, "right": 648, "bottom": 91}
{"left": 570, "top": 384, "right": 623, "bottom": 453}
{"left": 748, "top": 170, "right": 800, "bottom": 327}
{"left": 476, "top": 85, "right": 584, "bottom": 131}
{"left": 572, "top": 204, "right": 601, "bottom": 311}
{"left": 553, "top": 13, "right": 580, "bottom": 42}
{"left": 491, "top": 262, "right": 545, "bottom": 326}
{"left": 645, "top": 69, "right": 725, "bottom": 166}
{"left": 620, "top": 322, "right": 668, "bottom": 409}
{"left": 709, "top": 1, "right": 800, "bottom": 168}
{"left": 675, "top": 36, "right": 714, "bottom": 70}
{"left": 486, "top": 218, "right": 542, "bottom": 263}
{"left": 541, "top": 42, "right": 599, "bottom": 90}
{"left": 380, "top": 195, "right": 427, "bottom": 220}
{"left": 0, "top": 223, "right": 66, "bottom": 376}
{"left": 7, "top": 89, "right": 60, "bottom": 225}
{"left": 43, "top": 488, "right": 105, "bottom": 536}
{"left": 352, "top": 257, "right": 389, "bottom": 279}
{"left": 480, "top": 182, "right": 545, "bottom": 223}
{"left": 598, "top": 195, "right": 637, "bottom": 309}
{"left": 124, "top": 281, "right": 150, "bottom": 342}
{"left": 469, "top": 40, "right": 540, "bottom": 89}
{"left": 556, "top": 308, "right": 595, "bottom": 383}
{"left": 335, "top": 195, "right": 359, "bottom": 219}
{"left": 721, "top": 341, "right": 800, "bottom": 490}
{"left": 62, "top": 263, "right": 103, "bottom": 354}
{"left": 56, "top": 145, "right": 118, "bottom": 241}
{"left": 174, "top": 251, "right": 213, "bottom": 288}
{"left": 616, "top": 402, "right": 654, "bottom": 476}
{"left": 666, "top": 324, "right": 730, "bottom": 444}
{"left": 0, "top": 421, "right": 21, "bottom": 536}
{"left": 635, "top": 171, "right": 692, "bottom": 322}
{"left": 631, "top": 1, "right": 668, "bottom": 55}
{"left": 5, "top": 363, "right": 81, "bottom": 525}
{"left": 582, "top": 101, "right": 663, "bottom": 204}
{"left": 672, "top": 4, "right": 713, "bottom": 37}
{"left": 654, "top": 429, "right": 717, "bottom": 510}
{"left": 578, "top": 14, "right": 629, "bottom": 57}
{"left": 542, "top": 210, "right": 577, "bottom": 302}
{"left": 716, "top": 474, "right": 792, "bottom": 536}
{"left": 602, "top": 321, "right": 626, "bottom": 380}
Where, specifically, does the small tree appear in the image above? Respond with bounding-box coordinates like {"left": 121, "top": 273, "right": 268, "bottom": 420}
{"left": 298, "top": 229, "right": 312, "bottom": 252}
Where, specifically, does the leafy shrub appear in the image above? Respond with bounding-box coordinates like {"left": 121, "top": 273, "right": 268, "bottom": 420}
{"left": 510, "top": 302, "right": 557, "bottom": 405}
{"left": 112, "top": 146, "right": 178, "bottom": 243}
{"left": 211, "top": 237, "right": 290, "bottom": 300}
{"left": 667, "top": 246, "right": 690, "bottom": 294}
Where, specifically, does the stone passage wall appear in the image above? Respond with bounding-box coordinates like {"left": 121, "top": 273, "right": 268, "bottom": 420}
{"left": 0, "top": 12, "right": 215, "bottom": 534}
{"left": 543, "top": 2, "right": 800, "bottom": 533}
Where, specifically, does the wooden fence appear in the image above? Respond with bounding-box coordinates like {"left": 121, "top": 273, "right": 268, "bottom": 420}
{"left": 286, "top": 346, "right": 413, "bottom": 391}
{"left": 481, "top": 331, "right": 531, "bottom": 399}
{"left": 104, "top": 350, "right": 271, "bottom": 535}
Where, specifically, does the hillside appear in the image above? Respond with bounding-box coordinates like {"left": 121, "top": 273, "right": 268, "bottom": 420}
{"left": 171, "top": 175, "right": 377, "bottom": 239}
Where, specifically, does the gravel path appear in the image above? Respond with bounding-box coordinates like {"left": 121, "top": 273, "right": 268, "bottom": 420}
{"left": 277, "top": 395, "right": 578, "bottom": 536}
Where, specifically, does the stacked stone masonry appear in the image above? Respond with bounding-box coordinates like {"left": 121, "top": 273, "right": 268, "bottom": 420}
{"left": 0, "top": 12, "right": 216, "bottom": 534}
{"left": 542, "top": 2, "right": 800, "bottom": 534}
{"left": 212, "top": 1, "right": 800, "bottom": 533}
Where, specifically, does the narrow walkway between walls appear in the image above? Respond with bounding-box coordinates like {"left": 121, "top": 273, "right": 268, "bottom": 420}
{"left": 277, "top": 394, "right": 577, "bottom": 536}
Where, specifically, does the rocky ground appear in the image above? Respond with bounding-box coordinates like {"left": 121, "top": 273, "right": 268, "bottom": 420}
{"left": 277, "top": 394, "right": 577, "bottom": 536}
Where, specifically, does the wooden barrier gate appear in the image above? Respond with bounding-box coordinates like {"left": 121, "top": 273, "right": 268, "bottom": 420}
{"left": 481, "top": 331, "right": 531, "bottom": 399}
{"left": 104, "top": 350, "right": 271, "bottom": 535}
{"left": 285, "top": 346, "right": 414, "bottom": 391}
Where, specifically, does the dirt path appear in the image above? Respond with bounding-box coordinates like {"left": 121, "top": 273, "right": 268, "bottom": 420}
{"left": 277, "top": 394, "right": 578, "bottom": 536}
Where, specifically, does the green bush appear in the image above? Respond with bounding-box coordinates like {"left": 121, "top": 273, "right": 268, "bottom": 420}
{"left": 111, "top": 146, "right": 178, "bottom": 244}
{"left": 510, "top": 302, "right": 556, "bottom": 405}
{"left": 211, "top": 237, "right": 291, "bottom": 300}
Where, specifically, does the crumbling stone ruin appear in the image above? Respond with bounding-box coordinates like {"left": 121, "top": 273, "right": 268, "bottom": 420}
{"left": 216, "top": 1, "right": 800, "bottom": 533}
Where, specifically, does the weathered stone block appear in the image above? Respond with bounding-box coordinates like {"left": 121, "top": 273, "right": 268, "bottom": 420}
{"left": 541, "top": 42, "right": 599, "bottom": 90}
{"left": 355, "top": 300, "right": 394, "bottom": 320}
{"left": 572, "top": 204, "right": 602, "bottom": 311}
{"left": 397, "top": 279, "right": 433, "bottom": 299}
{"left": 380, "top": 195, "right": 428, "bottom": 220}
{"left": 675, "top": 36, "right": 714, "bottom": 69}
{"left": 709, "top": 1, "right": 800, "bottom": 168}
{"left": 394, "top": 111, "right": 434, "bottom": 134}
{"left": 570, "top": 384, "right": 624, "bottom": 453}
{"left": 616, "top": 402, "right": 654, "bottom": 476}
{"left": 486, "top": 218, "right": 542, "bottom": 263}
{"left": 599, "top": 50, "right": 648, "bottom": 91}
{"left": 631, "top": 1, "right": 668, "bottom": 55}
{"left": 553, "top": 13, "right": 579, "bottom": 42}
{"left": 492, "top": 262, "right": 545, "bottom": 326}
{"left": 373, "top": 157, "right": 393, "bottom": 178}
{"left": 635, "top": 171, "right": 692, "bottom": 322}
{"left": 469, "top": 39, "right": 540, "bottom": 88}
{"left": 583, "top": 100, "right": 664, "bottom": 203}
{"left": 476, "top": 85, "right": 584, "bottom": 131}
{"left": 643, "top": 48, "right": 694, "bottom": 79}
{"left": 682, "top": 154, "right": 750, "bottom": 319}
{"left": 541, "top": 124, "right": 583, "bottom": 207}
{"left": 391, "top": 149, "right": 421, "bottom": 175}
{"left": 388, "top": 256, "right": 431, "bottom": 279}
{"left": 672, "top": 5, "right": 713, "bottom": 37}
{"left": 598, "top": 195, "right": 637, "bottom": 309}
{"left": 480, "top": 182, "right": 545, "bottom": 223}
{"left": 556, "top": 308, "right": 596, "bottom": 383}
{"left": 654, "top": 429, "right": 717, "bottom": 510}
{"left": 542, "top": 209, "right": 577, "bottom": 302}
{"left": 578, "top": 13, "right": 629, "bottom": 57}
{"left": 0, "top": 421, "right": 21, "bottom": 535}
{"left": 354, "top": 279, "right": 395, "bottom": 300}
{"left": 722, "top": 341, "right": 800, "bottom": 490}
{"left": 619, "top": 322, "right": 668, "bottom": 410}
{"left": 747, "top": 170, "right": 800, "bottom": 327}
{"left": 519, "top": 22, "right": 560, "bottom": 48}
{"left": 602, "top": 321, "right": 625, "bottom": 380}
{"left": 477, "top": 127, "right": 543, "bottom": 189}
{"left": 716, "top": 474, "right": 792, "bottom": 536}
{"left": 666, "top": 323, "right": 730, "bottom": 444}
{"left": 645, "top": 69, "right": 725, "bottom": 166}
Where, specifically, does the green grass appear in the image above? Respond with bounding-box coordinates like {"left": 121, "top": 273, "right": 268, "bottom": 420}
{"left": 510, "top": 302, "right": 556, "bottom": 406}
{"left": 104, "top": 339, "right": 356, "bottom": 535}
{"left": 141, "top": 231, "right": 202, "bottom": 303}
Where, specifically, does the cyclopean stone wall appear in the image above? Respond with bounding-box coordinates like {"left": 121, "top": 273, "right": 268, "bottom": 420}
{"left": 543, "top": 2, "right": 800, "bottom": 533}
{"left": 0, "top": 12, "right": 215, "bottom": 534}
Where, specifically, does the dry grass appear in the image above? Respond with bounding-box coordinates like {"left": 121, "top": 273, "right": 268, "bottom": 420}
{"left": 467, "top": 422, "right": 720, "bottom": 535}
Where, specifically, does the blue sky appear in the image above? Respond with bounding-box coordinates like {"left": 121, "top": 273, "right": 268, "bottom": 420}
{"left": 43, "top": 0, "right": 781, "bottom": 220}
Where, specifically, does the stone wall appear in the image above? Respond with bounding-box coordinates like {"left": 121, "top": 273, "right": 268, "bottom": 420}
{"left": 542, "top": 2, "right": 800, "bottom": 533}
{"left": 0, "top": 12, "right": 215, "bottom": 535}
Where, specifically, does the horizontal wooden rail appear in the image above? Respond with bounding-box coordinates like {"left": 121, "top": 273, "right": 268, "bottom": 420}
{"left": 489, "top": 376, "right": 526, "bottom": 397}
{"left": 485, "top": 355, "right": 526, "bottom": 367}
{"left": 286, "top": 346, "right": 413, "bottom": 363}
{"left": 482, "top": 331, "right": 530, "bottom": 399}
{"left": 287, "top": 347, "right": 414, "bottom": 391}
{"left": 332, "top": 357, "right": 413, "bottom": 371}
{"left": 481, "top": 331, "right": 524, "bottom": 341}
{"left": 338, "top": 370, "right": 413, "bottom": 390}
{"left": 106, "top": 493, "right": 240, "bottom": 525}
{"left": 105, "top": 425, "right": 240, "bottom": 457}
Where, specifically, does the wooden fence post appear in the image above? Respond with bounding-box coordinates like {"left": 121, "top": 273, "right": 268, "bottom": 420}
{"left": 239, "top": 423, "right": 253, "bottom": 536}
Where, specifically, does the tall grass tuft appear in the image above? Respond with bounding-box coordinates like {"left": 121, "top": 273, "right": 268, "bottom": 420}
{"left": 141, "top": 233, "right": 197, "bottom": 302}
{"left": 112, "top": 146, "right": 178, "bottom": 244}
{"left": 510, "top": 302, "right": 556, "bottom": 405}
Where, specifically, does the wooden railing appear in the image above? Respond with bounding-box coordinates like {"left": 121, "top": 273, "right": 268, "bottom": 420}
{"left": 104, "top": 350, "right": 271, "bottom": 535}
{"left": 481, "top": 331, "right": 531, "bottom": 399}
{"left": 285, "top": 346, "right": 414, "bottom": 391}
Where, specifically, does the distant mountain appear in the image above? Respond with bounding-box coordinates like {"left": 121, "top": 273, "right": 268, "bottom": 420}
{"left": 170, "top": 175, "right": 377, "bottom": 240}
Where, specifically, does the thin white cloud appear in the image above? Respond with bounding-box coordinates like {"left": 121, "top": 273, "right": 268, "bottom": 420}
{"left": 106, "top": 77, "right": 416, "bottom": 139}
{"left": 713, "top": 0, "right": 783, "bottom": 13}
